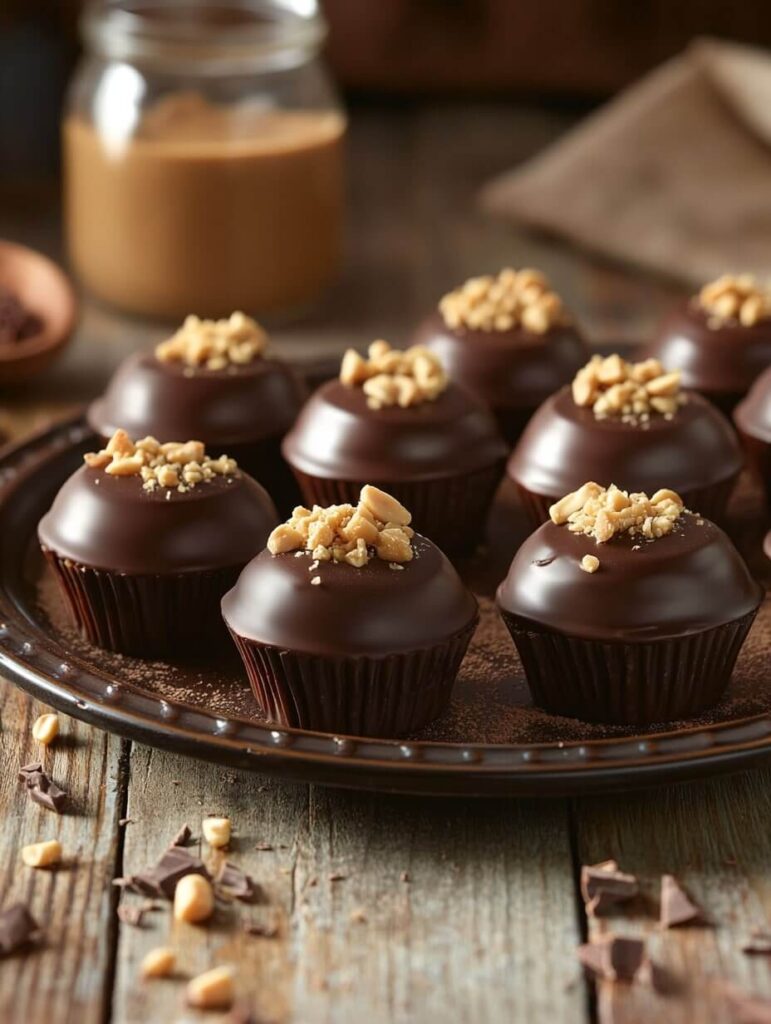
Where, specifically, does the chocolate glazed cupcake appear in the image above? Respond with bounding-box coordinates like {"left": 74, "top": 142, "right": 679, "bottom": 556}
{"left": 88, "top": 313, "right": 305, "bottom": 512}
{"left": 646, "top": 275, "right": 771, "bottom": 414}
{"left": 734, "top": 364, "right": 771, "bottom": 509}
{"left": 38, "top": 430, "right": 277, "bottom": 656}
{"left": 497, "top": 483, "right": 762, "bottom": 725}
{"left": 282, "top": 341, "right": 507, "bottom": 554}
{"left": 508, "top": 354, "right": 743, "bottom": 528}
{"left": 411, "top": 268, "right": 588, "bottom": 442}
{"left": 222, "top": 486, "right": 478, "bottom": 737}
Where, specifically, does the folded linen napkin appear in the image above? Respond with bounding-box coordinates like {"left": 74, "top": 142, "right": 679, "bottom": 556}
{"left": 481, "top": 39, "right": 771, "bottom": 286}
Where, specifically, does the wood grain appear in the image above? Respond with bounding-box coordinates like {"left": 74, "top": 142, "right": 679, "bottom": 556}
{"left": 575, "top": 770, "right": 771, "bottom": 1023}
{"left": 0, "top": 681, "right": 126, "bottom": 1023}
{"left": 110, "top": 745, "right": 586, "bottom": 1023}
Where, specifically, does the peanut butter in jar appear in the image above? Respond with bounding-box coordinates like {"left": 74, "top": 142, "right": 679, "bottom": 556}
{"left": 64, "top": 2, "right": 346, "bottom": 319}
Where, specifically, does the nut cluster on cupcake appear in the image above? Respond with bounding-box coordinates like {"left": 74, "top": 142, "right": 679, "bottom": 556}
{"left": 508, "top": 351, "right": 743, "bottom": 526}
{"left": 282, "top": 340, "right": 507, "bottom": 554}
{"left": 497, "top": 481, "right": 762, "bottom": 725}
{"left": 87, "top": 312, "right": 305, "bottom": 511}
{"left": 38, "top": 429, "right": 277, "bottom": 656}
{"left": 648, "top": 273, "right": 771, "bottom": 412}
{"left": 412, "top": 267, "right": 587, "bottom": 441}
{"left": 267, "top": 484, "right": 414, "bottom": 573}
{"left": 222, "top": 486, "right": 479, "bottom": 737}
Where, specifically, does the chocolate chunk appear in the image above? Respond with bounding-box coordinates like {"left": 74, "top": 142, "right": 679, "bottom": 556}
{"left": 580, "top": 859, "right": 638, "bottom": 915}
{"left": 660, "top": 874, "right": 702, "bottom": 928}
{"left": 328, "top": 872, "right": 346, "bottom": 882}
{"left": 0, "top": 903, "right": 40, "bottom": 955}
{"left": 217, "top": 862, "right": 259, "bottom": 903}
{"left": 0, "top": 287, "right": 40, "bottom": 345}
{"left": 171, "top": 823, "right": 192, "bottom": 847}
{"left": 577, "top": 934, "right": 646, "bottom": 982}
{"left": 18, "top": 762, "right": 67, "bottom": 813}
{"left": 146, "top": 846, "right": 210, "bottom": 899}
{"left": 743, "top": 929, "right": 771, "bottom": 955}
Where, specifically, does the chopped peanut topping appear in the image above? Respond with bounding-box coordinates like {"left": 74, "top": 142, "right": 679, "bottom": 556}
{"left": 580, "top": 554, "right": 600, "bottom": 574}
{"left": 155, "top": 311, "right": 268, "bottom": 370}
{"left": 438, "top": 267, "right": 570, "bottom": 334}
{"left": 340, "top": 340, "right": 448, "bottom": 409}
{"left": 84, "top": 430, "right": 238, "bottom": 493}
{"left": 550, "top": 483, "right": 685, "bottom": 544}
{"left": 267, "top": 485, "right": 414, "bottom": 569}
{"left": 697, "top": 274, "right": 771, "bottom": 328}
{"left": 571, "top": 355, "right": 685, "bottom": 423}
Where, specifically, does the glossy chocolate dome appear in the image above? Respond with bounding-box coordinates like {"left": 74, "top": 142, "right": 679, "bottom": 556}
{"left": 497, "top": 513, "right": 762, "bottom": 642}
{"left": 88, "top": 351, "right": 305, "bottom": 447}
{"left": 282, "top": 378, "right": 507, "bottom": 482}
{"left": 734, "top": 364, "right": 771, "bottom": 444}
{"left": 647, "top": 300, "right": 771, "bottom": 406}
{"left": 412, "top": 309, "right": 587, "bottom": 431}
{"left": 222, "top": 534, "right": 478, "bottom": 657}
{"left": 508, "top": 387, "right": 742, "bottom": 503}
{"left": 38, "top": 465, "right": 277, "bottom": 575}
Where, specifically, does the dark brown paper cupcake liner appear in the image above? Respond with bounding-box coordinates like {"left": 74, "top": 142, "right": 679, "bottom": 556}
{"left": 229, "top": 621, "right": 477, "bottom": 737}
{"left": 500, "top": 609, "right": 759, "bottom": 725}
{"left": 290, "top": 462, "right": 505, "bottom": 554}
{"left": 514, "top": 474, "right": 740, "bottom": 531}
{"left": 44, "top": 550, "right": 240, "bottom": 657}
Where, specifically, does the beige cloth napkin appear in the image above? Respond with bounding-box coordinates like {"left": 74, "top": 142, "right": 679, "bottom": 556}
{"left": 481, "top": 39, "right": 771, "bottom": 286}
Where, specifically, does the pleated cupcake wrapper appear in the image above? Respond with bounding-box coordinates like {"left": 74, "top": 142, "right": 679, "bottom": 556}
{"left": 291, "top": 462, "right": 505, "bottom": 554}
{"left": 229, "top": 621, "right": 477, "bottom": 737}
{"left": 500, "top": 609, "right": 758, "bottom": 725}
{"left": 514, "top": 473, "right": 740, "bottom": 531}
{"left": 44, "top": 550, "right": 239, "bottom": 657}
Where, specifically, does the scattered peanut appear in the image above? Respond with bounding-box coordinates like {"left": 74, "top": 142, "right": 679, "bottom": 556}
{"left": 202, "top": 817, "right": 231, "bottom": 849}
{"left": 173, "top": 873, "right": 215, "bottom": 924}
{"left": 187, "top": 965, "right": 236, "bottom": 1010}
{"left": 140, "top": 946, "right": 176, "bottom": 979}
{"left": 21, "top": 839, "right": 62, "bottom": 868}
{"left": 32, "top": 713, "right": 59, "bottom": 746}
{"left": 580, "top": 554, "right": 600, "bottom": 574}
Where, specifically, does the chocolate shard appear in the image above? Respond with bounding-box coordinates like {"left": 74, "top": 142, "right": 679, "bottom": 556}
{"left": 660, "top": 874, "right": 702, "bottom": 928}
{"left": 18, "top": 762, "right": 67, "bottom": 813}
{"left": 577, "top": 934, "right": 646, "bottom": 982}
{"left": 145, "top": 846, "right": 210, "bottom": 899}
{"left": 217, "top": 862, "right": 259, "bottom": 903}
{"left": 171, "top": 823, "right": 192, "bottom": 848}
{"left": 580, "top": 859, "right": 638, "bottom": 914}
{"left": 0, "top": 903, "right": 40, "bottom": 955}
{"left": 117, "top": 903, "right": 147, "bottom": 927}
{"left": 743, "top": 929, "right": 771, "bottom": 955}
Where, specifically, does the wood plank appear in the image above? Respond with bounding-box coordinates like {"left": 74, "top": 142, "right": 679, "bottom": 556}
{"left": 111, "top": 745, "right": 586, "bottom": 1023}
{"left": 0, "top": 680, "right": 126, "bottom": 1023}
{"left": 575, "top": 769, "right": 771, "bottom": 1023}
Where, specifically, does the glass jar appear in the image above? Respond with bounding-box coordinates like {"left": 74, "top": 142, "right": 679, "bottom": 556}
{"left": 64, "top": 0, "right": 346, "bottom": 319}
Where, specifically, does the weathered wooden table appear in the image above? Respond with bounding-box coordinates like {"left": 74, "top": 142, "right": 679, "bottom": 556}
{"left": 1, "top": 102, "right": 769, "bottom": 1024}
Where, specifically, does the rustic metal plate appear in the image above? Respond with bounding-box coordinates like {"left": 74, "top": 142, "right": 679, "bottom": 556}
{"left": 0, "top": 414, "right": 769, "bottom": 797}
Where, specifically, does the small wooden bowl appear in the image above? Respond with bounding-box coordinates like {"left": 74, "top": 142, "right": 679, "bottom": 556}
{"left": 0, "top": 241, "right": 78, "bottom": 386}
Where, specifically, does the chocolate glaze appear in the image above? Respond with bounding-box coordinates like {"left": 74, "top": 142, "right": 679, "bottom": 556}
{"left": 411, "top": 309, "right": 588, "bottom": 423}
{"left": 38, "top": 465, "right": 277, "bottom": 575}
{"left": 222, "top": 535, "right": 478, "bottom": 657}
{"left": 497, "top": 513, "right": 762, "bottom": 641}
{"left": 88, "top": 351, "right": 305, "bottom": 446}
{"left": 282, "top": 378, "right": 507, "bottom": 482}
{"left": 647, "top": 300, "right": 771, "bottom": 404}
{"left": 508, "top": 386, "right": 743, "bottom": 499}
